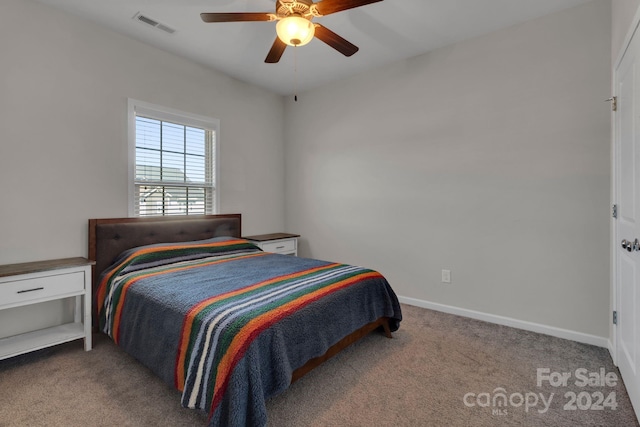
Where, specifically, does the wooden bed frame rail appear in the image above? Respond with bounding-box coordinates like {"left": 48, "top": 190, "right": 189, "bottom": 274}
{"left": 291, "top": 317, "right": 392, "bottom": 383}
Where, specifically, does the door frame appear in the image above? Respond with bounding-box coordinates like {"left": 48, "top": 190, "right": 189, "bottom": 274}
{"left": 612, "top": 3, "right": 640, "bottom": 366}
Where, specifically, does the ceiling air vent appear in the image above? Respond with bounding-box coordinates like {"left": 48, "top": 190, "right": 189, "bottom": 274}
{"left": 133, "top": 12, "right": 176, "bottom": 34}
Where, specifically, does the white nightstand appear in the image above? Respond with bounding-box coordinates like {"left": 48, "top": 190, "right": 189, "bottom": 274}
{"left": 244, "top": 233, "right": 300, "bottom": 256}
{"left": 0, "top": 257, "right": 94, "bottom": 360}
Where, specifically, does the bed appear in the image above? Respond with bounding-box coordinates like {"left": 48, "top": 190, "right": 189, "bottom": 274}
{"left": 88, "top": 214, "right": 402, "bottom": 426}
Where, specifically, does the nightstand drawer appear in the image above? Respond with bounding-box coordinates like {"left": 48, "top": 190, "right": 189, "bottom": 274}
{"left": 261, "top": 239, "right": 296, "bottom": 254}
{"left": 244, "top": 233, "right": 300, "bottom": 256}
{"left": 0, "top": 271, "right": 85, "bottom": 308}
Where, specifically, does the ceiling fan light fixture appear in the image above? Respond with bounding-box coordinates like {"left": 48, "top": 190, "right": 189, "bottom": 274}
{"left": 276, "top": 15, "right": 315, "bottom": 47}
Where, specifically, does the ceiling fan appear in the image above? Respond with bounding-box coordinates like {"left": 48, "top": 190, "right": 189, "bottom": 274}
{"left": 201, "top": 0, "right": 384, "bottom": 63}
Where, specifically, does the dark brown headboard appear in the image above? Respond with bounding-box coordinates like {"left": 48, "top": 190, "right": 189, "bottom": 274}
{"left": 88, "top": 214, "right": 241, "bottom": 290}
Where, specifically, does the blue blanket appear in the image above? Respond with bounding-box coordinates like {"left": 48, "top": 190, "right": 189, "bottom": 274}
{"left": 97, "top": 237, "right": 402, "bottom": 426}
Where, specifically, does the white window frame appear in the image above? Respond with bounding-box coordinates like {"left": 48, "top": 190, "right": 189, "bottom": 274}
{"left": 127, "top": 99, "right": 220, "bottom": 216}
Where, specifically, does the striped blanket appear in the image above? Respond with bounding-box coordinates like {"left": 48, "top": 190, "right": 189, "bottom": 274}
{"left": 97, "top": 237, "right": 402, "bottom": 426}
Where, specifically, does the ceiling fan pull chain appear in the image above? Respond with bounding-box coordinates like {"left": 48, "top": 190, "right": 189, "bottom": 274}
{"left": 294, "top": 46, "right": 299, "bottom": 102}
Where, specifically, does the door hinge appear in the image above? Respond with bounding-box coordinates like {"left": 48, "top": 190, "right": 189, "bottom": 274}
{"left": 606, "top": 96, "right": 617, "bottom": 112}
{"left": 613, "top": 310, "right": 618, "bottom": 325}
{"left": 613, "top": 204, "right": 618, "bottom": 219}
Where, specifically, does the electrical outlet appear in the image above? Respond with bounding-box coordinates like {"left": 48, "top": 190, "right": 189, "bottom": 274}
{"left": 441, "top": 269, "right": 451, "bottom": 283}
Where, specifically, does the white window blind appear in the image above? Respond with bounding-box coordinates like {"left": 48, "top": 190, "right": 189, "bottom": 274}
{"left": 129, "top": 100, "right": 218, "bottom": 216}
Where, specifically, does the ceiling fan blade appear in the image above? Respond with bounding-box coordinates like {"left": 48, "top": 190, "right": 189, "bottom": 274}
{"left": 200, "top": 13, "right": 272, "bottom": 23}
{"left": 265, "top": 37, "right": 287, "bottom": 63}
{"left": 314, "top": 0, "right": 383, "bottom": 16}
{"left": 314, "top": 24, "right": 359, "bottom": 57}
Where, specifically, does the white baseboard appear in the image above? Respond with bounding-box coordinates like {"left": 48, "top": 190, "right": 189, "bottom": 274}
{"left": 398, "top": 295, "right": 609, "bottom": 348}
{"left": 608, "top": 339, "right": 616, "bottom": 366}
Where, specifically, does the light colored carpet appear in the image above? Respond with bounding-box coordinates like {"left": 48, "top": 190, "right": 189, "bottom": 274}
{"left": 0, "top": 304, "right": 637, "bottom": 426}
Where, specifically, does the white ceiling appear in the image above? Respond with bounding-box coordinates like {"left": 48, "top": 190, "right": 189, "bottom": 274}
{"left": 34, "top": 0, "right": 594, "bottom": 95}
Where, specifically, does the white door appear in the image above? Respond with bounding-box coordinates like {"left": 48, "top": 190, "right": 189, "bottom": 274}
{"left": 616, "top": 23, "right": 640, "bottom": 421}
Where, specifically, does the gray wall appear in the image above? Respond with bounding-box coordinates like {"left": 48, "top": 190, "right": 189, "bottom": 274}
{"left": 0, "top": 0, "right": 285, "bottom": 265}
{"left": 284, "top": 0, "right": 612, "bottom": 338}
{"left": 0, "top": 0, "right": 285, "bottom": 336}
{"left": 0, "top": 0, "right": 616, "bottom": 341}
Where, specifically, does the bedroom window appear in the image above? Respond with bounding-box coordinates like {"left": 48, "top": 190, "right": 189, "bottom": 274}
{"left": 128, "top": 99, "right": 219, "bottom": 216}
